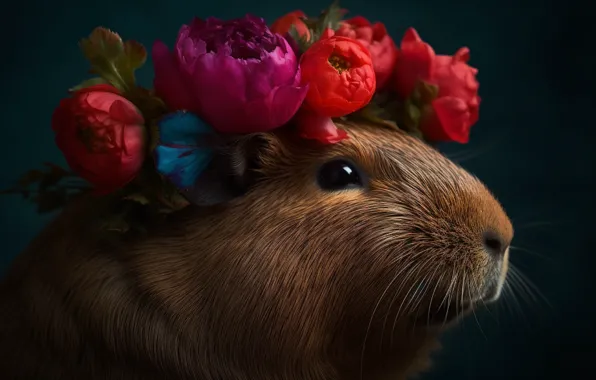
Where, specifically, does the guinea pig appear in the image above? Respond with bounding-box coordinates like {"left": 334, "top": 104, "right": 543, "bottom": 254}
{"left": 0, "top": 120, "right": 513, "bottom": 380}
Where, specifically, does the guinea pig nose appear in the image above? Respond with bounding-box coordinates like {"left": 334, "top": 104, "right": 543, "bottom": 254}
{"left": 482, "top": 230, "right": 509, "bottom": 257}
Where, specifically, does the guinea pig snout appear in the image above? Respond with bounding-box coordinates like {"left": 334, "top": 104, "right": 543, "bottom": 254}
{"left": 469, "top": 191, "right": 514, "bottom": 303}
{"left": 482, "top": 229, "right": 510, "bottom": 258}
{"left": 478, "top": 227, "right": 513, "bottom": 301}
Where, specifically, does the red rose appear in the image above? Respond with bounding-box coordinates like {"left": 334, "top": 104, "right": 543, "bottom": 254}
{"left": 393, "top": 28, "right": 480, "bottom": 143}
{"left": 335, "top": 16, "right": 397, "bottom": 90}
{"left": 52, "top": 84, "right": 146, "bottom": 194}
{"left": 270, "top": 10, "right": 311, "bottom": 41}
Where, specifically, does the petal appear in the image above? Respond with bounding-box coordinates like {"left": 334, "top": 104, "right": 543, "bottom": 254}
{"left": 243, "top": 37, "right": 299, "bottom": 99}
{"left": 453, "top": 47, "right": 470, "bottom": 63}
{"left": 371, "top": 22, "right": 389, "bottom": 41}
{"left": 157, "top": 111, "right": 213, "bottom": 146}
{"left": 154, "top": 145, "right": 213, "bottom": 189}
{"left": 320, "top": 28, "right": 335, "bottom": 40}
{"left": 154, "top": 111, "right": 214, "bottom": 188}
{"left": 190, "top": 53, "right": 248, "bottom": 127}
{"left": 394, "top": 28, "right": 436, "bottom": 97}
{"left": 269, "top": 84, "right": 309, "bottom": 127}
{"left": 345, "top": 16, "right": 371, "bottom": 28}
{"left": 242, "top": 84, "right": 308, "bottom": 132}
{"left": 51, "top": 98, "right": 75, "bottom": 133}
{"left": 152, "top": 40, "right": 197, "bottom": 112}
{"left": 109, "top": 99, "right": 144, "bottom": 125}
{"left": 74, "top": 84, "right": 121, "bottom": 96}
{"left": 295, "top": 108, "right": 349, "bottom": 144}
{"left": 427, "top": 96, "right": 472, "bottom": 143}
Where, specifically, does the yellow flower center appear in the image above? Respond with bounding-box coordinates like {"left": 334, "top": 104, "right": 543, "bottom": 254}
{"left": 328, "top": 55, "right": 351, "bottom": 74}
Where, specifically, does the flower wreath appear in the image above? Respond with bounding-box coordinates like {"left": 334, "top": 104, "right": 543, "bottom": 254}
{"left": 2, "top": 1, "right": 480, "bottom": 235}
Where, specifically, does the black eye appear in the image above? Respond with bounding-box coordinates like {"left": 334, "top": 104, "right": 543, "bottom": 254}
{"left": 316, "top": 159, "right": 365, "bottom": 191}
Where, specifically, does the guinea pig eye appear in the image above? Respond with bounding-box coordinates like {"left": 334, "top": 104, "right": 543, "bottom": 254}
{"left": 316, "top": 159, "right": 365, "bottom": 191}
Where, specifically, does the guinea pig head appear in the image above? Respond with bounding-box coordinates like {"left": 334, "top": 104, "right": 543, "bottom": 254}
{"left": 136, "top": 120, "right": 513, "bottom": 375}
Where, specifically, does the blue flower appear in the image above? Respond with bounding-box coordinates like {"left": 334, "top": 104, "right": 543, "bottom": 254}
{"left": 154, "top": 111, "right": 214, "bottom": 189}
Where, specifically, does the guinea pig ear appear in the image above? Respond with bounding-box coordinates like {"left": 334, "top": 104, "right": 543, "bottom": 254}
{"left": 180, "top": 133, "right": 279, "bottom": 206}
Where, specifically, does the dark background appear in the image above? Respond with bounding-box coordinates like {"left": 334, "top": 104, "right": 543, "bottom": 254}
{"left": 0, "top": 0, "right": 593, "bottom": 378}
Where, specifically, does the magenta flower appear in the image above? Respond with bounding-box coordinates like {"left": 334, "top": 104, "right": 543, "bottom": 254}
{"left": 152, "top": 15, "right": 308, "bottom": 134}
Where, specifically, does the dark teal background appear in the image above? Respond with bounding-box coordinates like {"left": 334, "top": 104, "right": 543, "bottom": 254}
{"left": 1, "top": 0, "right": 593, "bottom": 378}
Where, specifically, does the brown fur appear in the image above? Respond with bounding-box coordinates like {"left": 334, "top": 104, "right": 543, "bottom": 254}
{"left": 0, "top": 121, "right": 513, "bottom": 380}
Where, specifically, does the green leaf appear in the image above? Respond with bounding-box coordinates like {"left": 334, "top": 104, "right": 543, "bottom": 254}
{"left": 123, "top": 40, "right": 147, "bottom": 71}
{"left": 38, "top": 163, "right": 70, "bottom": 190}
{"left": 100, "top": 214, "right": 131, "bottom": 233}
{"left": 79, "top": 27, "right": 147, "bottom": 92}
{"left": 296, "top": 1, "right": 347, "bottom": 51}
{"left": 123, "top": 192, "right": 150, "bottom": 205}
{"left": 156, "top": 178, "right": 190, "bottom": 212}
{"left": 397, "top": 97, "right": 424, "bottom": 136}
{"left": 288, "top": 24, "right": 312, "bottom": 54}
{"left": 35, "top": 189, "right": 68, "bottom": 213}
{"left": 69, "top": 77, "right": 109, "bottom": 92}
{"left": 411, "top": 80, "right": 439, "bottom": 105}
{"left": 17, "top": 169, "right": 45, "bottom": 188}
{"left": 125, "top": 87, "right": 168, "bottom": 123}
{"left": 316, "top": 0, "right": 346, "bottom": 32}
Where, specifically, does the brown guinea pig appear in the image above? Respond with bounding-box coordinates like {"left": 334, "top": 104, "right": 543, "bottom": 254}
{"left": 0, "top": 120, "right": 513, "bottom": 380}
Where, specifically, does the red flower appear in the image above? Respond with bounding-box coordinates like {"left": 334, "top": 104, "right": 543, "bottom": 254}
{"left": 299, "top": 36, "right": 376, "bottom": 117}
{"left": 393, "top": 28, "right": 480, "bottom": 143}
{"left": 270, "top": 10, "right": 311, "bottom": 41}
{"left": 335, "top": 16, "right": 397, "bottom": 90}
{"left": 52, "top": 84, "right": 146, "bottom": 194}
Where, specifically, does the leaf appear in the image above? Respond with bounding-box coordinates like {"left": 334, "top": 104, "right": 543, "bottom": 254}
{"left": 69, "top": 77, "right": 109, "bottom": 92}
{"left": 35, "top": 189, "right": 68, "bottom": 213}
{"left": 17, "top": 169, "right": 45, "bottom": 187}
{"left": 158, "top": 189, "right": 190, "bottom": 213}
{"left": 404, "top": 99, "right": 422, "bottom": 128}
{"left": 315, "top": 0, "right": 346, "bottom": 32}
{"left": 38, "top": 163, "right": 70, "bottom": 190}
{"left": 123, "top": 192, "right": 150, "bottom": 205}
{"left": 0, "top": 187, "right": 18, "bottom": 195}
{"left": 79, "top": 27, "right": 147, "bottom": 92}
{"left": 123, "top": 40, "right": 147, "bottom": 71}
{"left": 43, "top": 162, "right": 70, "bottom": 175}
{"left": 148, "top": 122, "right": 160, "bottom": 151}
{"left": 100, "top": 214, "right": 131, "bottom": 233}
{"left": 125, "top": 87, "right": 168, "bottom": 122}
{"left": 288, "top": 24, "right": 312, "bottom": 54}
{"left": 297, "top": 1, "right": 347, "bottom": 51}
{"left": 411, "top": 80, "right": 439, "bottom": 105}
{"left": 351, "top": 103, "right": 400, "bottom": 131}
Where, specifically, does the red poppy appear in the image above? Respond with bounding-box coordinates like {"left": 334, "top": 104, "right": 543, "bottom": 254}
{"left": 270, "top": 10, "right": 310, "bottom": 41}
{"left": 335, "top": 16, "right": 397, "bottom": 90}
{"left": 393, "top": 28, "right": 480, "bottom": 143}
{"left": 299, "top": 36, "right": 376, "bottom": 117}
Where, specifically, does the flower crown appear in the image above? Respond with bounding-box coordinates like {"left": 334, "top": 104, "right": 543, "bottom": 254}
{"left": 2, "top": 1, "right": 480, "bottom": 234}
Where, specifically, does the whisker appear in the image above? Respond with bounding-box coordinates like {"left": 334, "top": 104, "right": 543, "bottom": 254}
{"left": 504, "top": 273, "right": 533, "bottom": 328}
{"left": 381, "top": 251, "right": 430, "bottom": 340}
{"left": 509, "top": 265, "right": 553, "bottom": 309}
{"left": 426, "top": 271, "right": 445, "bottom": 328}
{"left": 441, "top": 272, "right": 458, "bottom": 329}
{"left": 466, "top": 274, "right": 487, "bottom": 340}
{"left": 502, "top": 279, "right": 526, "bottom": 322}
{"left": 390, "top": 264, "right": 429, "bottom": 342}
{"left": 510, "top": 245, "right": 553, "bottom": 262}
{"left": 443, "top": 135, "right": 505, "bottom": 164}
{"left": 359, "top": 264, "right": 405, "bottom": 380}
